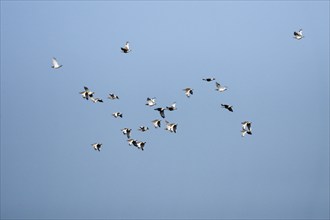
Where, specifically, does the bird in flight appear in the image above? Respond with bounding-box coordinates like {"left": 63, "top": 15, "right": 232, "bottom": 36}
{"left": 152, "top": 119, "right": 161, "bottom": 128}
{"left": 135, "top": 141, "right": 146, "bottom": 151}
{"left": 215, "top": 82, "right": 227, "bottom": 92}
{"left": 121, "top": 128, "right": 132, "bottom": 139}
{"left": 166, "top": 102, "right": 177, "bottom": 111}
{"left": 154, "top": 107, "right": 166, "bottom": 118}
{"left": 241, "top": 121, "right": 252, "bottom": 137}
{"left": 202, "top": 77, "right": 215, "bottom": 82}
{"left": 241, "top": 121, "right": 252, "bottom": 131}
{"left": 121, "top": 41, "right": 131, "bottom": 53}
{"left": 127, "top": 139, "right": 135, "bottom": 146}
{"left": 108, "top": 93, "right": 119, "bottom": 100}
{"left": 146, "top": 97, "right": 156, "bottom": 107}
{"left": 138, "top": 126, "right": 149, "bottom": 132}
{"left": 112, "top": 112, "right": 123, "bottom": 118}
{"left": 90, "top": 97, "right": 103, "bottom": 103}
{"left": 183, "top": 88, "right": 193, "bottom": 98}
{"left": 80, "top": 86, "right": 94, "bottom": 100}
{"left": 293, "top": 29, "right": 304, "bottom": 40}
{"left": 51, "top": 57, "right": 62, "bottom": 69}
{"left": 91, "top": 143, "right": 102, "bottom": 151}
{"left": 165, "top": 120, "right": 178, "bottom": 133}
{"left": 221, "top": 104, "right": 233, "bottom": 112}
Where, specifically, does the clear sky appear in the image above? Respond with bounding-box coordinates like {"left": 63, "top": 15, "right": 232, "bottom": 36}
{"left": 1, "top": 1, "right": 329, "bottom": 219}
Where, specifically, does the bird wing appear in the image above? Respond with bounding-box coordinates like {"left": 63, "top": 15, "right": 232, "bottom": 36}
{"left": 160, "top": 110, "right": 165, "bottom": 118}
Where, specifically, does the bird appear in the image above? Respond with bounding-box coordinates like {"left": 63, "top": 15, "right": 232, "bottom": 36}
{"left": 127, "top": 139, "right": 135, "bottom": 146}
{"left": 145, "top": 97, "right": 156, "bottom": 107}
{"left": 293, "top": 29, "right": 304, "bottom": 40}
{"left": 121, "top": 41, "right": 131, "bottom": 53}
{"left": 202, "top": 77, "right": 215, "bottom": 82}
{"left": 138, "top": 126, "right": 149, "bottom": 132}
{"left": 108, "top": 93, "right": 119, "bottom": 100}
{"left": 154, "top": 107, "right": 166, "bottom": 118}
{"left": 121, "top": 128, "right": 132, "bottom": 139}
{"left": 241, "top": 121, "right": 252, "bottom": 131}
{"left": 91, "top": 143, "right": 102, "bottom": 151}
{"left": 241, "top": 128, "right": 252, "bottom": 137}
{"left": 79, "top": 86, "right": 94, "bottom": 100}
{"left": 90, "top": 97, "right": 103, "bottom": 103}
{"left": 165, "top": 120, "right": 178, "bottom": 133}
{"left": 215, "top": 82, "right": 227, "bottom": 92}
{"left": 152, "top": 119, "right": 161, "bottom": 128}
{"left": 51, "top": 57, "right": 62, "bottom": 69}
{"left": 221, "top": 104, "right": 233, "bottom": 112}
{"left": 183, "top": 88, "right": 193, "bottom": 98}
{"left": 112, "top": 112, "right": 123, "bottom": 118}
{"left": 135, "top": 141, "right": 146, "bottom": 151}
{"left": 166, "top": 102, "right": 177, "bottom": 111}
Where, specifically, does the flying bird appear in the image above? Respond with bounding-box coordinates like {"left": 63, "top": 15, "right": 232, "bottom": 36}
{"left": 90, "top": 97, "right": 103, "bottom": 103}
{"left": 241, "top": 121, "right": 252, "bottom": 131}
{"left": 138, "top": 126, "right": 149, "bottom": 132}
{"left": 108, "top": 93, "right": 119, "bottom": 100}
{"left": 215, "top": 82, "right": 227, "bottom": 92}
{"left": 293, "top": 29, "right": 304, "bottom": 40}
{"left": 135, "top": 141, "right": 146, "bottom": 151}
{"left": 121, "top": 128, "right": 132, "bottom": 139}
{"left": 51, "top": 57, "right": 62, "bottom": 69}
{"left": 80, "top": 86, "right": 94, "bottom": 100}
{"left": 127, "top": 139, "right": 135, "bottom": 146}
{"left": 145, "top": 97, "right": 156, "bottom": 107}
{"left": 154, "top": 107, "right": 166, "bottom": 118}
{"left": 112, "top": 112, "right": 123, "bottom": 118}
{"left": 221, "top": 104, "right": 233, "bottom": 112}
{"left": 183, "top": 88, "right": 193, "bottom": 98}
{"left": 202, "top": 77, "right": 216, "bottom": 82}
{"left": 151, "top": 119, "right": 161, "bottom": 128}
{"left": 165, "top": 120, "right": 178, "bottom": 133}
{"left": 166, "top": 102, "right": 177, "bottom": 111}
{"left": 91, "top": 143, "right": 102, "bottom": 151}
{"left": 121, "top": 41, "right": 131, "bottom": 53}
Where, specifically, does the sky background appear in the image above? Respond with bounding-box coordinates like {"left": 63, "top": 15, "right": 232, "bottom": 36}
{"left": 1, "top": 1, "right": 329, "bottom": 219}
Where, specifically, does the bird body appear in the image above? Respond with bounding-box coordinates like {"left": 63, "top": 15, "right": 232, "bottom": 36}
{"left": 90, "top": 97, "right": 103, "bottom": 103}
{"left": 221, "top": 104, "right": 233, "bottom": 112}
{"left": 112, "top": 112, "right": 123, "bottom": 118}
{"left": 138, "top": 126, "right": 149, "bottom": 132}
{"left": 152, "top": 119, "right": 161, "bottom": 128}
{"left": 241, "top": 121, "right": 252, "bottom": 131}
{"left": 165, "top": 120, "right": 178, "bottom": 133}
{"left": 91, "top": 143, "right": 102, "bottom": 151}
{"left": 241, "top": 121, "right": 252, "bottom": 137}
{"left": 121, "top": 41, "right": 131, "bottom": 53}
{"left": 183, "top": 88, "right": 193, "bottom": 98}
{"left": 51, "top": 57, "right": 62, "bottom": 69}
{"left": 80, "top": 86, "right": 94, "bottom": 100}
{"left": 121, "top": 128, "right": 132, "bottom": 138}
{"left": 166, "top": 102, "right": 177, "bottom": 111}
{"left": 202, "top": 78, "right": 215, "bottom": 82}
{"left": 135, "top": 141, "right": 146, "bottom": 151}
{"left": 294, "top": 29, "right": 304, "bottom": 40}
{"left": 146, "top": 97, "right": 156, "bottom": 106}
{"left": 215, "top": 82, "right": 227, "bottom": 92}
{"left": 127, "top": 139, "right": 135, "bottom": 146}
{"left": 108, "top": 93, "right": 119, "bottom": 100}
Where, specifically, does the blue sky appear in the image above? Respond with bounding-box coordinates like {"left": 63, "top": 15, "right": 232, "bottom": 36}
{"left": 1, "top": 1, "right": 329, "bottom": 219}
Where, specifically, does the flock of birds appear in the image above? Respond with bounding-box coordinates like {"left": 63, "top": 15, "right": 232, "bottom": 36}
{"left": 51, "top": 29, "right": 305, "bottom": 152}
